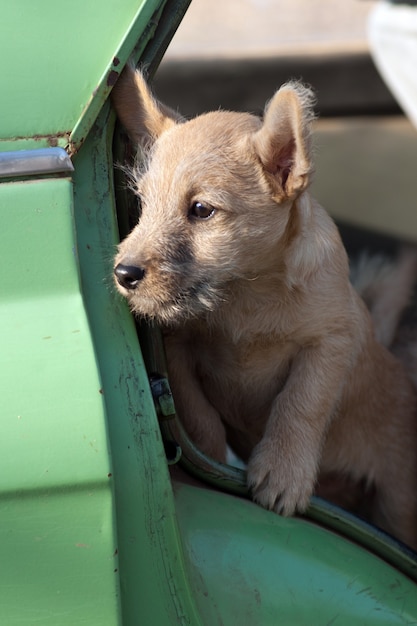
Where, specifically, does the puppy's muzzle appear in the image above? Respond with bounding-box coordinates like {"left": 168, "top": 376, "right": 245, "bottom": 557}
{"left": 114, "top": 263, "right": 145, "bottom": 290}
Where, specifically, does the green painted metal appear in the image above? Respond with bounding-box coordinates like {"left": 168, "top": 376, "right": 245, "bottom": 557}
{"left": 0, "top": 0, "right": 166, "bottom": 153}
{"left": 1, "top": 0, "right": 417, "bottom": 623}
{"left": 0, "top": 179, "right": 119, "bottom": 623}
{"left": 174, "top": 484, "right": 417, "bottom": 625}
{"left": 72, "top": 102, "right": 204, "bottom": 625}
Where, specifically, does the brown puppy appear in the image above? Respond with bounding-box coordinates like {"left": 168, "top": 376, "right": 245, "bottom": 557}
{"left": 112, "top": 66, "right": 417, "bottom": 548}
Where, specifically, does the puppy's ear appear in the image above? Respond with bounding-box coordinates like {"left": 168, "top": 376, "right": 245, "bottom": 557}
{"left": 253, "top": 82, "right": 315, "bottom": 201}
{"left": 111, "top": 64, "right": 183, "bottom": 146}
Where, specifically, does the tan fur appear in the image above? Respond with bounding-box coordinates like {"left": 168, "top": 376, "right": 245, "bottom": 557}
{"left": 112, "top": 67, "right": 417, "bottom": 549}
{"left": 351, "top": 247, "right": 417, "bottom": 348}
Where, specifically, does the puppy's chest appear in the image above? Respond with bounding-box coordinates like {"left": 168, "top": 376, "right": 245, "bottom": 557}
{"left": 195, "top": 336, "right": 298, "bottom": 426}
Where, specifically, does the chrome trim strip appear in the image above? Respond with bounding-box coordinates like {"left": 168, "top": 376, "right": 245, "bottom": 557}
{"left": 0, "top": 147, "right": 74, "bottom": 178}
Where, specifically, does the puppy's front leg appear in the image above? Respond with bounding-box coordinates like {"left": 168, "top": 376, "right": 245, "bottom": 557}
{"left": 248, "top": 336, "right": 350, "bottom": 515}
{"left": 165, "top": 335, "right": 227, "bottom": 463}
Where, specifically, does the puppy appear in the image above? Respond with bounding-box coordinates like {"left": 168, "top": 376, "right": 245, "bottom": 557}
{"left": 112, "top": 66, "right": 417, "bottom": 548}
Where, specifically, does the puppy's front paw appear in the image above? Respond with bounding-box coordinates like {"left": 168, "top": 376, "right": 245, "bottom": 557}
{"left": 247, "top": 437, "right": 317, "bottom": 516}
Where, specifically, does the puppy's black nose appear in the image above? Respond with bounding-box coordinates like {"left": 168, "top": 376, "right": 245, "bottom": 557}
{"left": 114, "top": 263, "right": 145, "bottom": 290}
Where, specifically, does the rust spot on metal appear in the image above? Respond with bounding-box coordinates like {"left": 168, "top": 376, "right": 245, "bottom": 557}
{"left": 66, "top": 134, "right": 83, "bottom": 156}
{"left": 107, "top": 70, "right": 119, "bottom": 87}
{"left": 5, "top": 131, "right": 70, "bottom": 145}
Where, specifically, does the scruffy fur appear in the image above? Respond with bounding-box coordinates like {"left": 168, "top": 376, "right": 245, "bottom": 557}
{"left": 112, "top": 66, "right": 417, "bottom": 548}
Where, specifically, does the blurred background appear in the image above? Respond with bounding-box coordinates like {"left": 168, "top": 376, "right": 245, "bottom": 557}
{"left": 153, "top": 0, "right": 417, "bottom": 243}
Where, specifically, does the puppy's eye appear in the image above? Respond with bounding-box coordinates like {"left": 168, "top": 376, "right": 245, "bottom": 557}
{"left": 188, "top": 202, "right": 215, "bottom": 220}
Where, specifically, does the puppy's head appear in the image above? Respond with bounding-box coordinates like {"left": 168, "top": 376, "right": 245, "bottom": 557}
{"left": 112, "top": 66, "right": 315, "bottom": 324}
